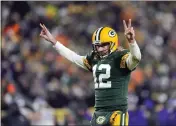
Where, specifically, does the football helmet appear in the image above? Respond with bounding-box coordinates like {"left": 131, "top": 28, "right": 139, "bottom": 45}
{"left": 92, "top": 27, "right": 119, "bottom": 57}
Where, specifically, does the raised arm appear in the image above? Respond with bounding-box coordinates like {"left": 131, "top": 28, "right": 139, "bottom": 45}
{"left": 126, "top": 40, "right": 141, "bottom": 70}
{"left": 39, "top": 23, "right": 88, "bottom": 70}
{"left": 123, "top": 19, "right": 141, "bottom": 70}
{"left": 53, "top": 41, "right": 87, "bottom": 69}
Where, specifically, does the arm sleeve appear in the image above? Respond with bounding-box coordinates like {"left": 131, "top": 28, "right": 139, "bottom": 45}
{"left": 126, "top": 40, "right": 141, "bottom": 70}
{"left": 53, "top": 41, "right": 89, "bottom": 70}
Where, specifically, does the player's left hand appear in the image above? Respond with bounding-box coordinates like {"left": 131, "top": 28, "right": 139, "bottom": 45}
{"left": 123, "top": 19, "right": 135, "bottom": 43}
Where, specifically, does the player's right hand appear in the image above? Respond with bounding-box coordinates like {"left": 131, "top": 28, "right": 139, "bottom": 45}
{"left": 40, "top": 23, "right": 57, "bottom": 45}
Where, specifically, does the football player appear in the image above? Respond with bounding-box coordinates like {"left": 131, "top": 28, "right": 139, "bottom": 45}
{"left": 40, "top": 19, "right": 141, "bottom": 126}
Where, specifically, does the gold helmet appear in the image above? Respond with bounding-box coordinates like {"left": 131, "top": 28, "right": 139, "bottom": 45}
{"left": 92, "top": 26, "right": 119, "bottom": 57}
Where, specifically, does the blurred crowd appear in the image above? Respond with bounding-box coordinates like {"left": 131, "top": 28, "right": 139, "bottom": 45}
{"left": 1, "top": 1, "right": 176, "bottom": 126}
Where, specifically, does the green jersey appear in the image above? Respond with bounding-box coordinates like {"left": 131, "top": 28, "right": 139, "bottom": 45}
{"left": 84, "top": 49, "right": 132, "bottom": 111}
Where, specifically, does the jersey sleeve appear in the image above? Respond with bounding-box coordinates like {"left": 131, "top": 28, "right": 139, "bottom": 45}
{"left": 120, "top": 50, "right": 130, "bottom": 68}
{"left": 126, "top": 41, "right": 141, "bottom": 70}
{"left": 83, "top": 51, "right": 94, "bottom": 72}
{"left": 119, "top": 49, "right": 135, "bottom": 72}
{"left": 54, "top": 41, "right": 90, "bottom": 70}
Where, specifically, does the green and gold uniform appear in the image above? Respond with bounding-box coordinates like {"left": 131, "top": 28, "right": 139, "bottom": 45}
{"left": 84, "top": 49, "right": 131, "bottom": 126}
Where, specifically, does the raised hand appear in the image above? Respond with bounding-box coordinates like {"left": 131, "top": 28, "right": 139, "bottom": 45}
{"left": 40, "top": 23, "right": 57, "bottom": 45}
{"left": 123, "top": 19, "right": 135, "bottom": 43}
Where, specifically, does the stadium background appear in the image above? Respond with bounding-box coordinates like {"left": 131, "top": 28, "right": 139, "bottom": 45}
{"left": 1, "top": 1, "right": 176, "bottom": 126}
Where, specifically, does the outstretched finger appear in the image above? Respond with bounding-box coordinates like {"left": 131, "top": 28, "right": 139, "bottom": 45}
{"left": 40, "top": 23, "right": 45, "bottom": 29}
{"left": 40, "top": 23, "right": 48, "bottom": 32}
{"left": 128, "top": 19, "right": 131, "bottom": 28}
{"left": 43, "top": 24, "right": 48, "bottom": 31}
{"left": 123, "top": 20, "right": 128, "bottom": 30}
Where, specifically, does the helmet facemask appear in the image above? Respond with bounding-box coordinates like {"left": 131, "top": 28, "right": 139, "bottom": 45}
{"left": 93, "top": 41, "right": 115, "bottom": 58}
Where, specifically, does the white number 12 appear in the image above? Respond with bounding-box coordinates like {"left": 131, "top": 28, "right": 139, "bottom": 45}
{"left": 93, "top": 64, "right": 111, "bottom": 89}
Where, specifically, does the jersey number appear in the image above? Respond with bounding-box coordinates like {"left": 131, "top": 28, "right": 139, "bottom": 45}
{"left": 93, "top": 64, "right": 111, "bottom": 88}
